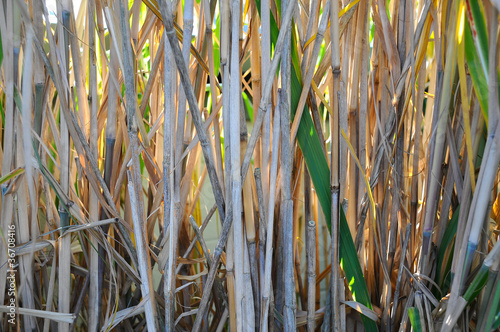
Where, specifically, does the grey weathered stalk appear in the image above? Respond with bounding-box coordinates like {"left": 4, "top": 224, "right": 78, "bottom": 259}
{"left": 283, "top": 200, "right": 296, "bottom": 331}
{"left": 97, "top": 21, "right": 119, "bottom": 324}
{"left": 306, "top": 221, "right": 317, "bottom": 332}
{"left": 19, "top": 28, "right": 37, "bottom": 332}
{"left": 58, "top": 4, "right": 72, "bottom": 331}
{"left": 229, "top": 0, "right": 244, "bottom": 325}
{"left": 255, "top": 168, "right": 267, "bottom": 302}
{"left": 261, "top": 98, "right": 281, "bottom": 332}
{"left": 329, "top": 0, "right": 341, "bottom": 326}
{"left": 280, "top": 0, "right": 293, "bottom": 322}
{"left": 119, "top": 0, "right": 157, "bottom": 329}
{"left": 163, "top": 9, "right": 177, "bottom": 329}
{"left": 88, "top": 0, "right": 101, "bottom": 328}
{"left": 175, "top": 0, "right": 194, "bottom": 192}
{"left": 385, "top": 4, "right": 408, "bottom": 329}
{"left": 261, "top": 0, "right": 271, "bottom": 214}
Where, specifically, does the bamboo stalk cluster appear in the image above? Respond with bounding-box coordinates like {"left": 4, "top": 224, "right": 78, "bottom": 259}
{"left": 0, "top": 0, "right": 500, "bottom": 331}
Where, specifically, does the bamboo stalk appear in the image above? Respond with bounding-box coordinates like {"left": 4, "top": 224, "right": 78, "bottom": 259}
{"left": 261, "top": 0, "right": 271, "bottom": 214}
{"left": 175, "top": 0, "right": 194, "bottom": 194}
{"left": 88, "top": 0, "right": 101, "bottom": 328}
{"left": 306, "top": 220, "right": 316, "bottom": 332}
{"left": 261, "top": 96, "right": 281, "bottom": 332}
{"left": 229, "top": 0, "right": 244, "bottom": 325}
{"left": 164, "top": 8, "right": 177, "bottom": 328}
{"left": 420, "top": 0, "right": 456, "bottom": 273}
{"left": 329, "top": 0, "right": 341, "bottom": 328}
{"left": 255, "top": 167, "right": 267, "bottom": 309}
{"left": 16, "top": 23, "right": 36, "bottom": 332}
{"left": 119, "top": 0, "right": 157, "bottom": 328}
{"left": 240, "top": 105, "right": 260, "bottom": 329}
{"left": 57, "top": 2, "right": 72, "bottom": 330}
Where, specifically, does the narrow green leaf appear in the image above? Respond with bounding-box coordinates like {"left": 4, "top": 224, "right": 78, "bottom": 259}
{"left": 214, "top": 12, "right": 220, "bottom": 75}
{"left": 463, "top": 265, "right": 489, "bottom": 303}
{"left": 242, "top": 90, "right": 253, "bottom": 122}
{"left": 435, "top": 207, "right": 459, "bottom": 289}
{"left": 464, "top": 19, "right": 488, "bottom": 118}
{"left": 466, "top": 0, "right": 488, "bottom": 74}
{"left": 0, "top": 167, "right": 24, "bottom": 185}
{"left": 408, "top": 307, "right": 422, "bottom": 332}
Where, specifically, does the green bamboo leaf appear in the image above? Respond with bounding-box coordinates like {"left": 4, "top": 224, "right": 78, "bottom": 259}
{"left": 481, "top": 272, "right": 500, "bottom": 331}
{"left": 408, "top": 307, "right": 422, "bottom": 332}
{"left": 242, "top": 90, "right": 253, "bottom": 122}
{"left": 214, "top": 12, "right": 220, "bottom": 75}
{"left": 464, "top": 19, "right": 488, "bottom": 118}
{"left": 435, "top": 207, "right": 459, "bottom": 289}
{"left": 465, "top": 0, "right": 488, "bottom": 75}
{"left": 493, "top": 306, "right": 500, "bottom": 330}
{"left": 463, "top": 265, "right": 489, "bottom": 303}
{"left": 0, "top": 167, "right": 24, "bottom": 185}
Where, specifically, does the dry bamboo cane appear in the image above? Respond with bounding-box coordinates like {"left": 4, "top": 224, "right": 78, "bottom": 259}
{"left": 19, "top": 28, "right": 37, "bottom": 332}
{"left": 88, "top": 0, "right": 101, "bottom": 328}
{"left": 118, "top": 0, "right": 157, "bottom": 329}
{"left": 385, "top": 2, "right": 407, "bottom": 328}
{"left": 221, "top": 2, "right": 235, "bottom": 326}
{"left": 358, "top": 0, "right": 369, "bottom": 226}
{"left": 346, "top": 4, "right": 364, "bottom": 240}
{"left": 175, "top": 0, "right": 194, "bottom": 193}
{"left": 229, "top": 0, "right": 244, "bottom": 325}
{"left": 279, "top": 79, "right": 296, "bottom": 332}
{"left": 261, "top": 0, "right": 271, "bottom": 213}
{"left": 329, "top": 0, "right": 341, "bottom": 328}
{"left": 279, "top": 0, "right": 295, "bottom": 322}
{"left": 164, "top": 11, "right": 177, "bottom": 330}
{"left": 243, "top": 234, "right": 256, "bottom": 330}
{"left": 255, "top": 167, "right": 267, "bottom": 308}
{"left": 283, "top": 199, "right": 295, "bottom": 331}
{"left": 261, "top": 95, "right": 281, "bottom": 332}
{"left": 306, "top": 220, "right": 316, "bottom": 332}
{"left": 58, "top": 2, "right": 72, "bottom": 330}
{"left": 96, "top": 12, "right": 119, "bottom": 329}
{"left": 419, "top": 1, "right": 455, "bottom": 275}
{"left": 240, "top": 106, "right": 260, "bottom": 329}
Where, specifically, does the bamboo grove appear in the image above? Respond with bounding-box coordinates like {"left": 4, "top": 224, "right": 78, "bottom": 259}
{"left": 0, "top": 0, "right": 500, "bottom": 330}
